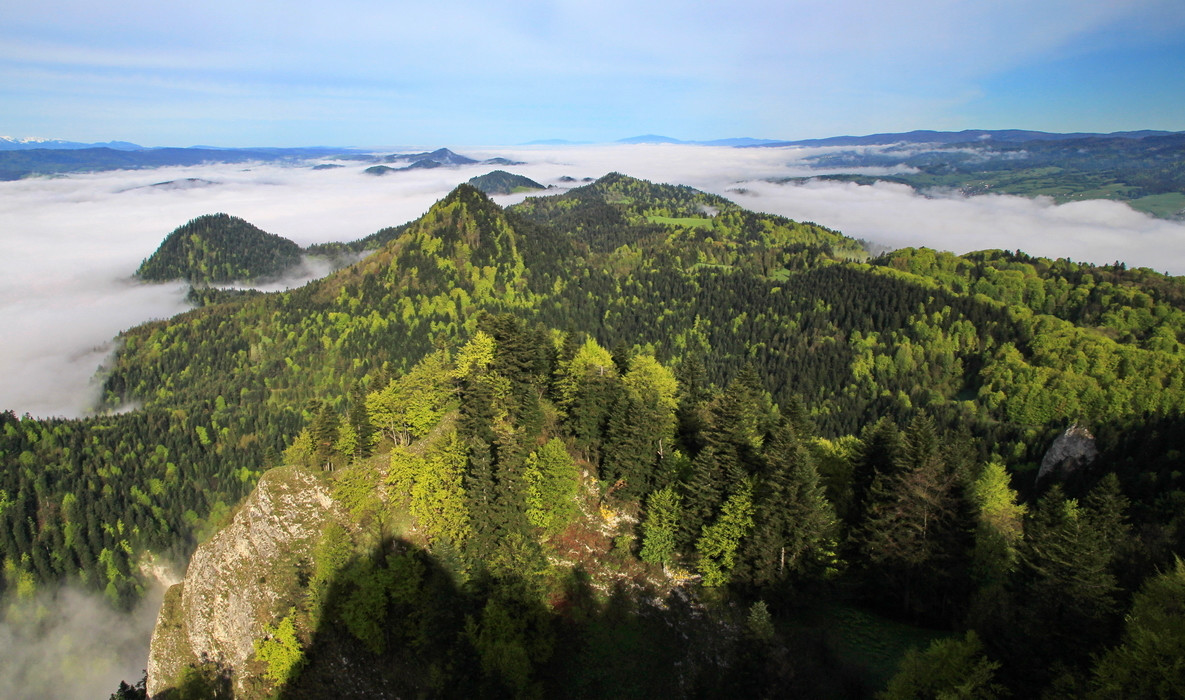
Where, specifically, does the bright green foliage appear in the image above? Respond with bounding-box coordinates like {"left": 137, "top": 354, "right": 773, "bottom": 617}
{"left": 697, "top": 479, "right": 755, "bottom": 586}
{"left": 601, "top": 355, "right": 677, "bottom": 492}
{"left": 555, "top": 337, "right": 619, "bottom": 458}
{"left": 452, "top": 331, "right": 497, "bottom": 378}
{"left": 622, "top": 355, "right": 679, "bottom": 421}
{"left": 524, "top": 438, "right": 580, "bottom": 536}
{"left": 253, "top": 610, "right": 305, "bottom": 686}
{"left": 367, "top": 351, "right": 455, "bottom": 446}
{"left": 879, "top": 631, "right": 1003, "bottom": 700}
{"left": 283, "top": 428, "right": 314, "bottom": 466}
{"left": 969, "top": 462, "right": 1025, "bottom": 587}
{"left": 409, "top": 430, "right": 472, "bottom": 550}
{"left": 602, "top": 354, "right": 680, "bottom": 498}
{"left": 640, "top": 485, "right": 682, "bottom": 566}
{"left": 1090, "top": 558, "right": 1185, "bottom": 698}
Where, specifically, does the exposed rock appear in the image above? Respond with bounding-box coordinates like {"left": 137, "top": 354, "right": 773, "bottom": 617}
{"left": 146, "top": 465, "right": 343, "bottom": 697}
{"left": 1037, "top": 422, "right": 1099, "bottom": 482}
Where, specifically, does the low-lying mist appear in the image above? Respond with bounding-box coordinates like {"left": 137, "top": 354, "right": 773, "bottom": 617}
{"left": 0, "top": 584, "right": 167, "bottom": 700}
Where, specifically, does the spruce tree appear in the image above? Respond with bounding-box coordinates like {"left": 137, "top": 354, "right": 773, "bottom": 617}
{"left": 679, "top": 446, "right": 725, "bottom": 551}
{"left": 738, "top": 420, "right": 837, "bottom": 588}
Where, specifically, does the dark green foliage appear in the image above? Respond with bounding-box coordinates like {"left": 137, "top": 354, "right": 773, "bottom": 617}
{"left": 109, "top": 672, "right": 148, "bottom": 700}
{"left": 468, "top": 170, "right": 546, "bottom": 195}
{"left": 853, "top": 415, "right": 973, "bottom": 624}
{"left": 136, "top": 213, "right": 303, "bottom": 283}
{"left": 1089, "top": 558, "right": 1185, "bottom": 698}
{"left": 985, "top": 481, "right": 1130, "bottom": 689}
{"left": 737, "top": 420, "right": 837, "bottom": 588}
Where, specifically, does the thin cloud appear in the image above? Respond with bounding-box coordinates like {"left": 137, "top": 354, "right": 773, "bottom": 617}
{"left": 729, "top": 178, "right": 1185, "bottom": 275}
{"left": 0, "top": 584, "right": 166, "bottom": 700}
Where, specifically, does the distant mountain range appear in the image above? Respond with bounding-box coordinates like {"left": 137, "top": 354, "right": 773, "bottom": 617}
{"left": 0, "top": 144, "right": 521, "bottom": 181}
{"left": 615, "top": 129, "right": 1180, "bottom": 148}
{"left": 0, "top": 136, "right": 145, "bottom": 151}
{"left": 616, "top": 134, "right": 784, "bottom": 146}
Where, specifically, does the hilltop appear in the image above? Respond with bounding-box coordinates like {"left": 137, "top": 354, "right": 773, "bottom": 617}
{"left": 135, "top": 213, "right": 304, "bottom": 283}
{"left": 467, "top": 169, "right": 546, "bottom": 195}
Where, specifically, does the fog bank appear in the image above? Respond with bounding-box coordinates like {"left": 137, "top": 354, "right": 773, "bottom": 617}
{"left": 0, "top": 585, "right": 166, "bottom": 700}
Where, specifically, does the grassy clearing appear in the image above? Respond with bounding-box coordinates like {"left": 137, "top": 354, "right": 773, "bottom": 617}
{"left": 816, "top": 603, "right": 949, "bottom": 691}
{"left": 1128, "top": 192, "right": 1185, "bottom": 218}
{"left": 647, "top": 215, "right": 715, "bottom": 229}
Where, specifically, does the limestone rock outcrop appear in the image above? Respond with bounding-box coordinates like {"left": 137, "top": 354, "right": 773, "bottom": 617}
{"left": 1037, "top": 422, "right": 1099, "bottom": 482}
{"left": 146, "top": 465, "right": 342, "bottom": 696}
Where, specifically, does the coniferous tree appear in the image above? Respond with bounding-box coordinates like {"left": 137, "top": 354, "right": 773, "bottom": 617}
{"left": 697, "top": 479, "right": 756, "bottom": 587}
{"left": 738, "top": 420, "right": 837, "bottom": 588}
{"left": 996, "top": 482, "right": 1127, "bottom": 688}
{"left": 846, "top": 417, "right": 904, "bottom": 529}
{"left": 679, "top": 446, "right": 725, "bottom": 550}
{"left": 311, "top": 405, "right": 340, "bottom": 470}
{"left": 855, "top": 414, "right": 968, "bottom": 622}
{"left": 1088, "top": 558, "right": 1185, "bottom": 698}
{"left": 640, "top": 485, "right": 682, "bottom": 567}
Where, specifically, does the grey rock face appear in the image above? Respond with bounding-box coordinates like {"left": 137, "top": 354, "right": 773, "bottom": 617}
{"left": 1037, "top": 423, "right": 1099, "bottom": 482}
{"left": 146, "top": 466, "right": 341, "bottom": 697}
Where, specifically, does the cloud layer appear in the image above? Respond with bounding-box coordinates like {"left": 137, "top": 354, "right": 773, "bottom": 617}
{"left": 2, "top": 145, "right": 1184, "bottom": 420}
{"left": 0, "top": 584, "right": 166, "bottom": 700}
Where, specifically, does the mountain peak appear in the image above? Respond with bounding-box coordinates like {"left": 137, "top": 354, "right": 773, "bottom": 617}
{"left": 136, "top": 213, "right": 303, "bottom": 283}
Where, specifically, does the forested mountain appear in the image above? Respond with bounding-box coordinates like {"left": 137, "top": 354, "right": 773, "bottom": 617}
{"left": 467, "top": 170, "right": 546, "bottom": 195}
{"left": 3, "top": 174, "right": 1184, "bottom": 697}
{"left": 136, "top": 213, "right": 305, "bottom": 283}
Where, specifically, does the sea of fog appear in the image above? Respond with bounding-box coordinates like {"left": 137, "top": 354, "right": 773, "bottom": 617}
{"left": 2, "top": 142, "right": 1184, "bottom": 420}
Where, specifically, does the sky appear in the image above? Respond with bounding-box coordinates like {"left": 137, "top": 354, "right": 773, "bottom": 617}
{"left": 2, "top": 0, "right": 1185, "bottom": 146}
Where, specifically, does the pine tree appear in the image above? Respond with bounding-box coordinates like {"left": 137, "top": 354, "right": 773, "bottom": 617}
{"left": 311, "top": 405, "right": 340, "bottom": 470}
{"left": 854, "top": 414, "right": 968, "bottom": 622}
{"left": 998, "top": 482, "right": 1127, "bottom": 687}
{"left": 847, "top": 417, "right": 903, "bottom": 528}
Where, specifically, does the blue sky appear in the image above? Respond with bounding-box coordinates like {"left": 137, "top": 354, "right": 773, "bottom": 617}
{"left": 2, "top": 0, "right": 1184, "bottom": 147}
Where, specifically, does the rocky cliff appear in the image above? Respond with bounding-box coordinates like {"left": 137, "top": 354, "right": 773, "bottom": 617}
{"left": 146, "top": 465, "right": 344, "bottom": 697}
{"left": 1037, "top": 422, "right": 1099, "bottom": 482}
